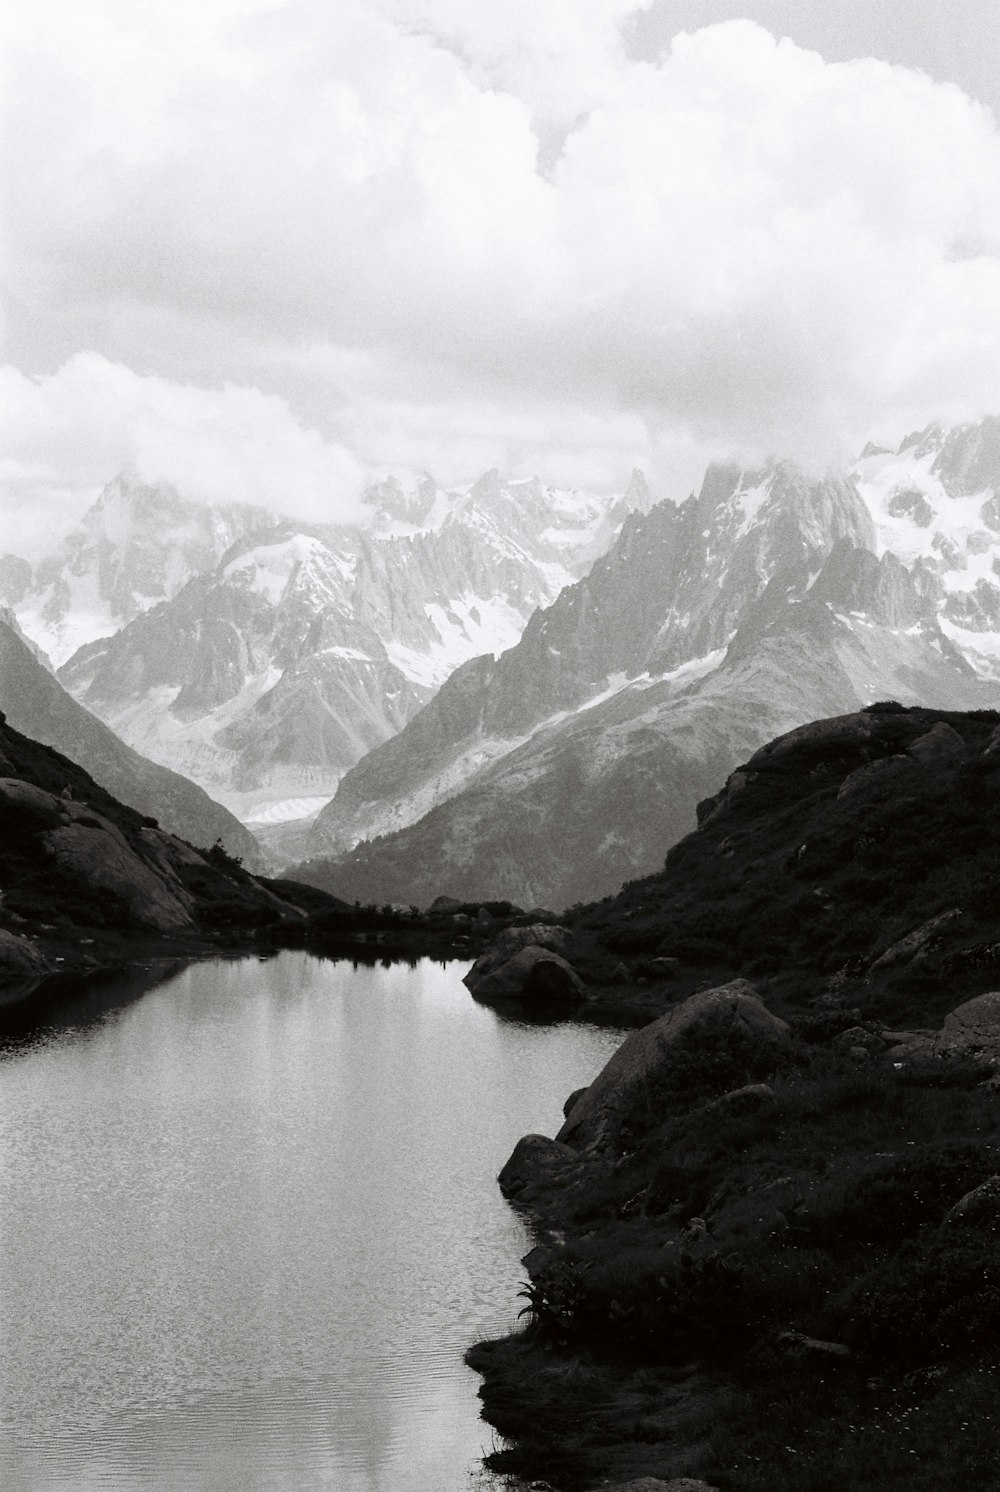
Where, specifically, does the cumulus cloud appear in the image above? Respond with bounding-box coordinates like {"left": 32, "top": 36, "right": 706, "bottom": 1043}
{"left": 5, "top": 3, "right": 1000, "bottom": 522}
{"left": 0, "top": 355, "right": 369, "bottom": 556}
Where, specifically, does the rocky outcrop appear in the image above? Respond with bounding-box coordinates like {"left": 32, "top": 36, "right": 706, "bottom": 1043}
{"left": 943, "top": 1175, "right": 1000, "bottom": 1229}
{"left": 557, "top": 981, "right": 790, "bottom": 1150}
{"left": 0, "top": 928, "right": 52, "bottom": 980}
{"left": 886, "top": 992, "right": 1000, "bottom": 1066}
{"left": 0, "top": 713, "right": 332, "bottom": 982}
{"left": 498, "top": 1134, "right": 582, "bottom": 1201}
{"left": 42, "top": 813, "right": 194, "bottom": 933}
{"left": 870, "top": 908, "right": 965, "bottom": 970}
{"left": 465, "top": 923, "right": 569, "bottom": 982}
{"left": 465, "top": 942, "right": 585, "bottom": 1007}
{"left": 907, "top": 720, "right": 968, "bottom": 765}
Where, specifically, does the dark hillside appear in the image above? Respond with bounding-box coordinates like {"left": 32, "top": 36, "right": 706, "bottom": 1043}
{"left": 0, "top": 712, "right": 541, "bottom": 1005}
{"left": 568, "top": 703, "right": 1000, "bottom": 1028}
{"left": 470, "top": 704, "right": 1000, "bottom": 1491}
{"left": 0, "top": 709, "right": 337, "bottom": 992}
{"left": 0, "top": 616, "right": 261, "bottom": 866}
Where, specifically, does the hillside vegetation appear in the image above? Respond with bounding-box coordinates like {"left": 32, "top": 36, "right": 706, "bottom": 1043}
{"left": 469, "top": 704, "right": 1000, "bottom": 1491}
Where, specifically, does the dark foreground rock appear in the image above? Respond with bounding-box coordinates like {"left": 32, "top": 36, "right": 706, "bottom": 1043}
{"left": 464, "top": 928, "right": 585, "bottom": 1007}
{"left": 498, "top": 1134, "right": 583, "bottom": 1202}
{"left": 556, "top": 980, "right": 790, "bottom": 1150}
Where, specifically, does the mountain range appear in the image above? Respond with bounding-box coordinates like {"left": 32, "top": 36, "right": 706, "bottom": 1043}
{"left": 7, "top": 419, "right": 1000, "bottom": 914}
{"left": 0, "top": 471, "right": 278, "bottom": 667}
{"left": 296, "top": 422, "right": 1000, "bottom": 909}
{"left": 22, "top": 469, "right": 648, "bottom": 828}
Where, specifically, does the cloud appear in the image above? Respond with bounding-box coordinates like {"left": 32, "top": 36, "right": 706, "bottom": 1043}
{"left": 5, "top": 5, "right": 1000, "bottom": 504}
{"left": 0, "top": 355, "right": 369, "bottom": 556}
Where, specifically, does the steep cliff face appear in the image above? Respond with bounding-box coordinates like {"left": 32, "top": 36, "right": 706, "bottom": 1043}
{"left": 0, "top": 618, "right": 262, "bottom": 867}
{"left": 50, "top": 471, "right": 643, "bottom": 822}
{"left": 301, "top": 460, "right": 992, "bottom": 908}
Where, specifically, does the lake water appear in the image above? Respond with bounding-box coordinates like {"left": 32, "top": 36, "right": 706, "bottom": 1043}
{"left": 0, "top": 953, "right": 623, "bottom": 1491}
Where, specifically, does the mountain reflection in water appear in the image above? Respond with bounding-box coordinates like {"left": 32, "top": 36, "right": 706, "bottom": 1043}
{"left": 0, "top": 952, "right": 621, "bottom": 1491}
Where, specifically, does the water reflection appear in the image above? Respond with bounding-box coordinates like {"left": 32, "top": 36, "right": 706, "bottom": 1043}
{"left": 0, "top": 953, "right": 622, "bottom": 1490}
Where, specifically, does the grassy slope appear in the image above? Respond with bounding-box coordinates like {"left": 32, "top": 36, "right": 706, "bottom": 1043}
{"left": 469, "top": 704, "right": 1000, "bottom": 1491}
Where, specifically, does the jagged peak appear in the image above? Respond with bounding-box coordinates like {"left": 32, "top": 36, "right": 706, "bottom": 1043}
{"left": 622, "top": 468, "right": 653, "bottom": 510}
{"left": 469, "top": 468, "right": 504, "bottom": 504}
{"left": 808, "top": 536, "right": 928, "bottom": 629}
{"left": 896, "top": 422, "right": 945, "bottom": 460}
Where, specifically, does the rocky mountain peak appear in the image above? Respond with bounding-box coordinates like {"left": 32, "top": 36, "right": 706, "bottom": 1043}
{"left": 8, "top": 471, "right": 280, "bottom": 666}
{"left": 853, "top": 416, "right": 1000, "bottom": 680}
{"left": 931, "top": 415, "right": 1000, "bottom": 499}
{"left": 469, "top": 468, "right": 504, "bottom": 505}
{"left": 622, "top": 468, "right": 653, "bottom": 510}
{"left": 808, "top": 539, "right": 929, "bottom": 630}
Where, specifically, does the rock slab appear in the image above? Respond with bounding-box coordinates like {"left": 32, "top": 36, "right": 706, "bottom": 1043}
{"left": 557, "top": 980, "right": 790, "bottom": 1149}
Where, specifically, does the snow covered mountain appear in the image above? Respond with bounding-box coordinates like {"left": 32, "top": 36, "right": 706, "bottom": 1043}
{"left": 51, "top": 469, "right": 648, "bottom": 824}
{"left": 299, "top": 443, "right": 999, "bottom": 909}
{"left": 853, "top": 418, "right": 1000, "bottom": 679}
{"left": 0, "top": 471, "right": 279, "bottom": 666}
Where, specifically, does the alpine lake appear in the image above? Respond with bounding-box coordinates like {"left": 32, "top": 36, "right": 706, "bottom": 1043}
{"left": 0, "top": 952, "right": 622, "bottom": 1491}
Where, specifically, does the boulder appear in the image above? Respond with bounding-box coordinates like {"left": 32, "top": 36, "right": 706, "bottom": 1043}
{"left": 43, "top": 820, "right": 194, "bottom": 933}
{"left": 465, "top": 922, "right": 570, "bottom": 983}
{"left": 699, "top": 1082, "right": 778, "bottom": 1119}
{"left": 774, "top": 1331, "right": 853, "bottom": 1360}
{"left": 943, "top": 1175, "right": 1000, "bottom": 1229}
{"left": 464, "top": 923, "right": 575, "bottom": 1001}
{"left": 832, "top": 1026, "right": 885, "bottom": 1056}
{"left": 887, "top": 992, "right": 1000, "bottom": 1069}
{"left": 498, "top": 1134, "right": 581, "bottom": 1200}
{"left": 939, "top": 992, "right": 1000, "bottom": 1059}
{"left": 746, "top": 712, "right": 880, "bottom": 771}
{"left": 466, "top": 944, "right": 585, "bottom": 1006}
{"left": 429, "top": 895, "right": 463, "bottom": 913}
{"left": 870, "top": 908, "right": 965, "bottom": 970}
{"left": 907, "top": 721, "right": 968, "bottom": 765}
{"left": 557, "top": 980, "right": 790, "bottom": 1150}
{"left": 0, "top": 928, "right": 51, "bottom": 980}
{"left": 837, "top": 755, "right": 914, "bottom": 801}
{"left": 0, "top": 776, "right": 66, "bottom": 825}
{"left": 563, "top": 1085, "right": 589, "bottom": 1118}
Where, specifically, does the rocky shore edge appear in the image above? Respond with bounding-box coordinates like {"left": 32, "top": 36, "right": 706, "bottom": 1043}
{"left": 462, "top": 705, "right": 1000, "bottom": 1491}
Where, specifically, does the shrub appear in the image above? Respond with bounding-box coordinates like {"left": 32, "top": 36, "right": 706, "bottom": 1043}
{"left": 845, "top": 1232, "right": 1000, "bottom": 1363}
{"left": 799, "top": 1142, "right": 1000, "bottom": 1250}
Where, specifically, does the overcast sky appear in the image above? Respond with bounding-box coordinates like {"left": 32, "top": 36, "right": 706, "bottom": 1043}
{"left": 4, "top": 0, "right": 1000, "bottom": 552}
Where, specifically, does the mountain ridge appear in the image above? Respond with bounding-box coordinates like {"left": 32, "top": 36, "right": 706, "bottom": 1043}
{"left": 40, "top": 469, "right": 646, "bottom": 821}
{"left": 299, "top": 443, "right": 997, "bottom": 907}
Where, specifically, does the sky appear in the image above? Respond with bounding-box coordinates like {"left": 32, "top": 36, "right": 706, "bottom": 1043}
{"left": 4, "top": 0, "right": 1000, "bottom": 553}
